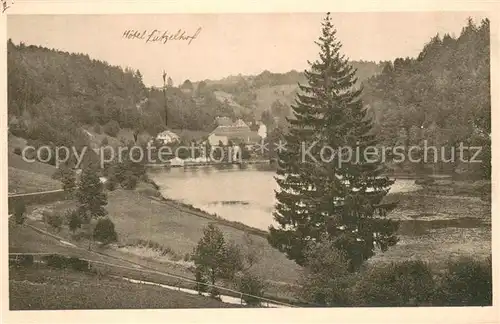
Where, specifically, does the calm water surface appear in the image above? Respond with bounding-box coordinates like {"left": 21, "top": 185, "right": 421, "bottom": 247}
{"left": 149, "top": 165, "right": 421, "bottom": 230}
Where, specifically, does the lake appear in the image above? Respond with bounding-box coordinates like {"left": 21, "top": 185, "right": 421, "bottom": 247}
{"left": 149, "top": 164, "right": 422, "bottom": 231}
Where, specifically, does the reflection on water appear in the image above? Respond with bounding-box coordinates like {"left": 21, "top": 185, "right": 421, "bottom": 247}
{"left": 149, "top": 164, "right": 422, "bottom": 231}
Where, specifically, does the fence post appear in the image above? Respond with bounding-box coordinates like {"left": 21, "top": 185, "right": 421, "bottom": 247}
{"left": 240, "top": 293, "right": 243, "bottom": 305}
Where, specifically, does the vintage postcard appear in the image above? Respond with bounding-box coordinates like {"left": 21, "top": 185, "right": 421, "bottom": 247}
{"left": 2, "top": 1, "right": 499, "bottom": 323}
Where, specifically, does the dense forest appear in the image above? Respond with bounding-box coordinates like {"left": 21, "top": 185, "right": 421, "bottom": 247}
{"left": 7, "top": 38, "right": 383, "bottom": 148}
{"left": 363, "top": 18, "right": 490, "bottom": 178}
{"left": 6, "top": 39, "right": 242, "bottom": 148}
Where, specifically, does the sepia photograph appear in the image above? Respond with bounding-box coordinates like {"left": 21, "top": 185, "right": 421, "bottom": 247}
{"left": 3, "top": 5, "right": 496, "bottom": 321}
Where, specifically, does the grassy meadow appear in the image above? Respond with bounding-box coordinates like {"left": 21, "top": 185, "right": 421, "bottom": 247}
{"left": 8, "top": 135, "right": 61, "bottom": 194}
{"left": 370, "top": 190, "right": 491, "bottom": 267}
{"left": 9, "top": 265, "right": 237, "bottom": 310}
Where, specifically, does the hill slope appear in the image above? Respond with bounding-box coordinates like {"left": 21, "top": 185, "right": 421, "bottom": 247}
{"left": 198, "top": 61, "right": 384, "bottom": 121}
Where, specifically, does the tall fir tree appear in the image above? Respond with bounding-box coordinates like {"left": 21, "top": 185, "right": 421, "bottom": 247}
{"left": 268, "top": 13, "right": 399, "bottom": 271}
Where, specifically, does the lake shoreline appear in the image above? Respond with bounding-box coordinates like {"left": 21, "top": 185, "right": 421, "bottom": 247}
{"left": 146, "top": 173, "right": 420, "bottom": 237}
{"left": 147, "top": 170, "right": 490, "bottom": 237}
{"left": 146, "top": 177, "right": 270, "bottom": 238}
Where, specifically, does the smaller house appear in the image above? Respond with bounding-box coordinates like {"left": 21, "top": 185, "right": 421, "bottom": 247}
{"left": 153, "top": 130, "right": 180, "bottom": 145}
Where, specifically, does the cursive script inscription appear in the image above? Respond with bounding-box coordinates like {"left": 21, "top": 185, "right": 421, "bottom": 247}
{"left": 2, "top": 0, "right": 13, "bottom": 13}
{"left": 123, "top": 28, "right": 202, "bottom": 45}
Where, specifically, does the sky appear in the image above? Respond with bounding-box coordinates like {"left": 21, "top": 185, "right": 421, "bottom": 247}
{"left": 8, "top": 12, "right": 488, "bottom": 87}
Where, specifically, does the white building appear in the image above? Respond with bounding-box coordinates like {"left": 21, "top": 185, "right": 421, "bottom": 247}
{"left": 154, "top": 130, "right": 180, "bottom": 145}
{"left": 257, "top": 123, "right": 267, "bottom": 139}
{"left": 169, "top": 156, "right": 184, "bottom": 167}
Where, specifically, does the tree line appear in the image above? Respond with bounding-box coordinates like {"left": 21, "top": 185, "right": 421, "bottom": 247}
{"left": 363, "top": 17, "right": 490, "bottom": 178}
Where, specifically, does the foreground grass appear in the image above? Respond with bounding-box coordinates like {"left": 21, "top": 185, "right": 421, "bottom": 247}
{"left": 8, "top": 146, "right": 57, "bottom": 178}
{"left": 8, "top": 135, "right": 60, "bottom": 194}
{"left": 9, "top": 221, "right": 295, "bottom": 306}
{"left": 36, "top": 188, "right": 301, "bottom": 286}
{"left": 9, "top": 265, "right": 237, "bottom": 310}
{"left": 8, "top": 166, "right": 61, "bottom": 194}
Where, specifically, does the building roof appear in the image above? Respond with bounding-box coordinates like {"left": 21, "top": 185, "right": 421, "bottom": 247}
{"left": 233, "top": 119, "right": 248, "bottom": 127}
{"left": 209, "top": 118, "right": 261, "bottom": 143}
{"left": 210, "top": 126, "right": 260, "bottom": 143}
{"left": 156, "top": 130, "right": 180, "bottom": 139}
{"left": 215, "top": 116, "right": 233, "bottom": 126}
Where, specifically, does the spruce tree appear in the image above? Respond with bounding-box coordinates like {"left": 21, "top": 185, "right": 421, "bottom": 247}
{"left": 59, "top": 163, "right": 76, "bottom": 196}
{"left": 268, "top": 13, "right": 399, "bottom": 271}
{"left": 76, "top": 163, "right": 108, "bottom": 249}
{"left": 77, "top": 164, "right": 107, "bottom": 221}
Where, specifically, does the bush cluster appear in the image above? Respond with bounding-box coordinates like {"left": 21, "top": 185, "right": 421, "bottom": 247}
{"left": 42, "top": 254, "right": 91, "bottom": 272}
{"left": 300, "top": 257, "right": 492, "bottom": 307}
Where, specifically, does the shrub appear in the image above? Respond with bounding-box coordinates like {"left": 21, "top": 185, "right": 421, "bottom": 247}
{"left": 349, "top": 260, "right": 435, "bottom": 306}
{"left": 299, "top": 236, "right": 352, "bottom": 306}
{"left": 236, "top": 272, "right": 266, "bottom": 306}
{"left": 13, "top": 147, "right": 22, "bottom": 155}
{"left": 120, "top": 172, "right": 138, "bottom": 190}
{"left": 101, "top": 136, "right": 109, "bottom": 146}
{"left": 104, "top": 120, "right": 120, "bottom": 137}
{"left": 194, "top": 268, "right": 208, "bottom": 294}
{"left": 72, "top": 231, "right": 91, "bottom": 242}
{"left": 13, "top": 200, "right": 26, "bottom": 225}
{"left": 51, "top": 168, "right": 62, "bottom": 180}
{"left": 183, "top": 253, "right": 191, "bottom": 262}
{"left": 106, "top": 177, "right": 118, "bottom": 191}
{"left": 43, "top": 254, "right": 68, "bottom": 268}
{"left": 93, "top": 217, "right": 118, "bottom": 245}
{"left": 16, "top": 255, "right": 34, "bottom": 267}
{"left": 89, "top": 266, "right": 108, "bottom": 278}
{"left": 94, "top": 124, "right": 102, "bottom": 134}
{"left": 45, "top": 213, "right": 63, "bottom": 232}
{"left": 66, "top": 209, "right": 82, "bottom": 233}
{"left": 415, "top": 177, "right": 434, "bottom": 185}
{"left": 138, "top": 187, "right": 161, "bottom": 198}
{"left": 68, "top": 257, "right": 90, "bottom": 272}
{"left": 60, "top": 166, "right": 76, "bottom": 194}
{"left": 8, "top": 119, "right": 28, "bottom": 138}
{"left": 436, "top": 257, "right": 492, "bottom": 306}
{"left": 133, "top": 239, "right": 175, "bottom": 256}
